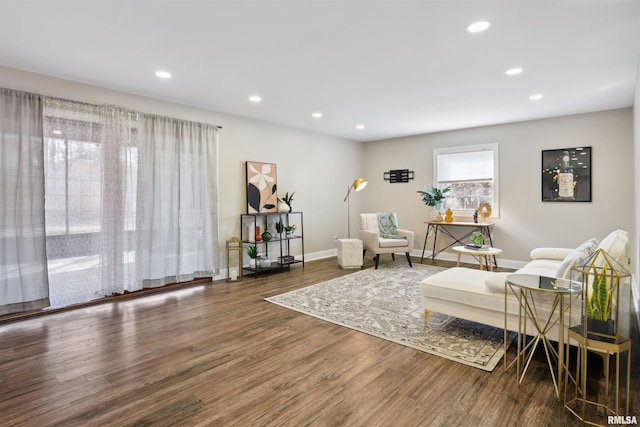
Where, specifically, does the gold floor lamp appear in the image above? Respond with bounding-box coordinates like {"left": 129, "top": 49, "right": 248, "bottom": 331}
{"left": 343, "top": 177, "right": 368, "bottom": 238}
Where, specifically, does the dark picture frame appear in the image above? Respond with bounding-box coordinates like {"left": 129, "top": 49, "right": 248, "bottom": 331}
{"left": 541, "top": 147, "right": 591, "bottom": 202}
{"left": 246, "top": 161, "right": 278, "bottom": 213}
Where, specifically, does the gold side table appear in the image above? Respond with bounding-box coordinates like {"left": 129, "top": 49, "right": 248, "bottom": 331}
{"left": 503, "top": 273, "right": 581, "bottom": 399}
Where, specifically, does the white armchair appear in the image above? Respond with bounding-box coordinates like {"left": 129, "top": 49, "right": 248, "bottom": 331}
{"left": 359, "top": 213, "right": 414, "bottom": 269}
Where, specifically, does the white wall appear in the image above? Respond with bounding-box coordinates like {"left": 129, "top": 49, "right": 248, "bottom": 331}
{"left": 361, "top": 109, "right": 635, "bottom": 271}
{"left": 0, "top": 66, "right": 363, "bottom": 275}
{"left": 634, "top": 59, "right": 640, "bottom": 314}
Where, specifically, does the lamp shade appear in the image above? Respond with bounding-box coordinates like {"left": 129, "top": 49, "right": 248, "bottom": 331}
{"left": 353, "top": 178, "right": 368, "bottom": 192}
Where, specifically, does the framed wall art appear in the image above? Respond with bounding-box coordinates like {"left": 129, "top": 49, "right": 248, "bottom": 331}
{"left": 541, "top": 147, "right": 591, "bottom": 202}
{"left": 246, "top": 161, "right": 278, "bottom": 213}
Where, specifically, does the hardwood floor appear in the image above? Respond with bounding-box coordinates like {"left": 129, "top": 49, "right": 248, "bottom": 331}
{"left": 1, "top": 257, "right": 638, "bottom": 426}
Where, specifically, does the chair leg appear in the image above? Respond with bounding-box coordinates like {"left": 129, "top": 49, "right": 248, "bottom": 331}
{"left": 374, "top": 254, "right": 380, "bottom": 269}
{"left": 405, "top": 252, "right": 413, "bottom": 267}
{"left": 391, "top": 253, "right": 395, "bottom": 261}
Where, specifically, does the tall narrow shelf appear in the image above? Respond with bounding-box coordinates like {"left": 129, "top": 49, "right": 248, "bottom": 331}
{"left": 240, "top": 211, "right": 305, "bottom": 277}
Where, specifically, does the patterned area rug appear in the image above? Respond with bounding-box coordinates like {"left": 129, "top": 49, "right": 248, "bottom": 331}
{"left": 266, "top": 262, "right": 515, "bottom": 371}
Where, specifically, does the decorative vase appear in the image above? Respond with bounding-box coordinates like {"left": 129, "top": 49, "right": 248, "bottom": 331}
{"left": 278, "top": 201, "right": 291, "bottom": 212}
{"left": 262, "top": 231, "right": 272, "bottom": 241}
{"left": 445, "top": 208, "right": 454, "bottom": 223}
{"left": 255, "top": 226, "right": 262, "bottom": 241}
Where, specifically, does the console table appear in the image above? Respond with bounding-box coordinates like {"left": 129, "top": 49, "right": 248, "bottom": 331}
{"left": 420, "top": 221, "right": 495, "bottom": 267}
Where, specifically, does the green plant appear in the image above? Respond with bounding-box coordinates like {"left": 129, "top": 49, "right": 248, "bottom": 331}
{"left": 278, "top": 191, "right": 295, "bottom": 206}
{"left": 587, "top": 263, "right": 614, "bottom": 321}
{"left": 284, "top": 224, "right": 296, "bottom": 232}
{"left": 245, "top": 245, "right": 258, "bottom": 259}
{"left": 417, "top": 185, "right": 451, "bottom": 207}
{"left": 470, "top": 232, "right": 485, "bottom": 245}
{"left": 275, "top": 221, "right": 284, "bottom": 233}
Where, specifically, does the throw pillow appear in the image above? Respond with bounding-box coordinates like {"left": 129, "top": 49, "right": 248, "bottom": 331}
{"left": 554, "top": 238, "right": 598, "bottom": 279}
{"left": 484, "top": 272, "right": 510, "bottom": 293}
{"left": 597, "top": 230, "right": 629, "bottom": 266}
{"left": 377, "top": 213, "right": 406, "bottom": 240}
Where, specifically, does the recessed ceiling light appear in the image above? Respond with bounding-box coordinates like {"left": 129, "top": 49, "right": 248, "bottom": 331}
{"left": 529, "top": 94, "right": 543, "bottom": 100}
{"left": 249, "top": 95, "right": 262, "bottom": 103}
{"left": 355, "top": 124, "right": 365, "bottom": 130}
{"left": 467, "top": 21, "right": 491, "bottom": 33}
{"left": 155, "top": 70, "right": 172, "bottom": 79}
{"left": 311, "top": 112, "right": 323, "bottom": 119}
{"left": 505, "top": 68, "right": 523, "bottom": 76}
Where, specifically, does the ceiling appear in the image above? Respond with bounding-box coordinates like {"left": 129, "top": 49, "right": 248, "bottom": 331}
{"left": 1, "top": 0, "right": 639, "bottom": 142}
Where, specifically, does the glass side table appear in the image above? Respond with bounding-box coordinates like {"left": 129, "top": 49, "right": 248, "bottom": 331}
{"left": 503, "top": 273, "right": 581, "bottom": 398}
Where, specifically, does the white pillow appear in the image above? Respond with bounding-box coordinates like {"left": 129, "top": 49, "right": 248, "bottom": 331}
{"left": 484, "top": 272, "right": 510, "bottom": 293}
{"left": 597, "top": 230, "right": 629, "bottom": 266}
{"left": 555, "top": 238, "right": 598, "bottom": 279}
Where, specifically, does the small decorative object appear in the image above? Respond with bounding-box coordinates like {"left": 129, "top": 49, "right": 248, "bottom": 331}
{"left": 478, "top": 202, "right": 492, "bottom": 222}
{"left": 278, "top": 255, "right": 294, "bottom": 265}
{"left": 275, "top": 221, "right": 284, "bottom": 236}
{"left": 255, "top": 225, "right": 262, "bottom": 241}
{"left": 541, "top": 147, "right": 591, "bottom": 202}
{"left": 284, "top": 224, "right": 296, "bottom": 237}
{"left": 444, "top": 208, "right": 454, "bottom": 222}
{"left": 470, "top": 231, "right": 485, "bottom": 246}
{"left": 246, "top": 161, "right": 278, "bottom": 213}
{"left": 259, "top": 257, "right": 272, "bottom": 268}
{"left": 473, "top": 209, "right": 478, "bottom": 223}
{"left": 245, "top": 245, "right": 258, "bottom": 268}
{"left": 226, "top": 237, "right": 242, "bottom": 281}
{"left": 277, "top": 191, "right": 295, "bottom": 212}
{"left": 261, "top": 230, "right": 272, "bottom": 241}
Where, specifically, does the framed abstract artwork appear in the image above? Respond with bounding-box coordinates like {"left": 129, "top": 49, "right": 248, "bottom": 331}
{"left": 246, "top": 161, "right": 278, "bottom": 213}
{"left": 541, "top": 147, "right": 591, "bottom": 202}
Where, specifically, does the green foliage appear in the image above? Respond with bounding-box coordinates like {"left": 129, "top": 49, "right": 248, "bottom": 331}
{"left": 587, "top": 263, "right": 614, "bottom": 321}
{"left": 284, "top": 224, "right": 296, "bottom": 232}
{"left": 470, "top": 232, "right": 485, "bottom": 245}
{"left": 245, "top": 245, "right": 258, "bottom": 258}
{"left": 275, "top": 221, "right": 284, "bottom": 233}
{"left": 278, "top": 191, "right": 295, "bottom": 205}
{"left": 417, "top": 185, "right": 451, "bottom": 207}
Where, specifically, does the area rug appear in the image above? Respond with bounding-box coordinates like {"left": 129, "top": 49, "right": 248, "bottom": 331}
{"left": 265, "top": 262, "right": 515, "bottom": 371}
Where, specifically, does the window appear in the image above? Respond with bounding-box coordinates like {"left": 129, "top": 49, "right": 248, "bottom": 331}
{"left": 433, "top": 143, "right": 499, "bottom": 216}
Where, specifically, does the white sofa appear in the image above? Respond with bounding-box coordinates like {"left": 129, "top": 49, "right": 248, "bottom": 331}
{"left": 421, "top": 230, "right": 629, "bottom": 342}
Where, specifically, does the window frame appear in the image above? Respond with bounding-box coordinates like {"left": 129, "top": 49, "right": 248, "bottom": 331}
{"left": 433, "top": 143, "right": 499, "bottom": 217}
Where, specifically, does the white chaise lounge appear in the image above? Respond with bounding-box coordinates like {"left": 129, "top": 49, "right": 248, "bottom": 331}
{"left": 421, "top": 230, "right": 629, "bottom": 342}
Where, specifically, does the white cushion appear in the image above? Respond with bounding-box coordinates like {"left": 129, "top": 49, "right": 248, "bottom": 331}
{"left": 529, "top": 247, "right": 573, "bottom": 261}
{"left": 597, "top": 230, "right": 629, "bottom": 266}
{"left": 484, "top": 272, "right": 510, "bottom": 293}
{"left": 555, "top": 238, "right": 599, "bottom": 279}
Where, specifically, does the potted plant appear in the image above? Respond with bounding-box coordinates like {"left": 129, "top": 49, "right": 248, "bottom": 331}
{"left": 246, "top": 245, "right": 259, "bottom": 268}
{"left": 275, "top": 221, "right": 284, "bottom": 237}
{"left": 284, "top": 224, "right": 296, "bottom": 237}
{"left": 278, "top": 191, "right": 295, "bottom": 212}
{"left": 586, "top": 262, "right": 615, "bottom": 336}
{"left": 470, "top": 231, "right": 486, "bottom": 246}
{"left": 417, "top": 185, "right": 451, "bottom": 220}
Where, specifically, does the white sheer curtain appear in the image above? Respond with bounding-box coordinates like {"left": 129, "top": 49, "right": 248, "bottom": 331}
{"left": 0, "top": 89, "right": 50, "bottom": 315}
{"left": 139, "top": 114, "right": 218, "bottom": 287}
{"left": 42, "top": 97, "right": 218, "bottom": 308}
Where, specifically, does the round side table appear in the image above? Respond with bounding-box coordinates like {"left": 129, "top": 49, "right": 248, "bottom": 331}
{"left": 452, "top": 245, "right": 502, "bottom": 271}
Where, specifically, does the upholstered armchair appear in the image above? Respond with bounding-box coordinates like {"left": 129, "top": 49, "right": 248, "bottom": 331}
{"left": 359, "top": 213, "right": 414, "bottom": 269}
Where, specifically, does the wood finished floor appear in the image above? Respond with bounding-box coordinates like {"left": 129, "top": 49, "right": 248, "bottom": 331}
{"left": 1, "top": 256, "right": 638, "bottom": 427}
